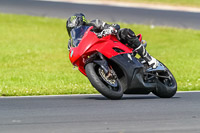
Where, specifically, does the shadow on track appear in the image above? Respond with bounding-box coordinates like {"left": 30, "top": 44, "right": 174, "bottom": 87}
{"left": 85, "top": 95, "right": 180, "bottom": 100}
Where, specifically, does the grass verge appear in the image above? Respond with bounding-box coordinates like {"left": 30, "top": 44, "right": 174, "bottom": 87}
{"left": 0, "top": 13, "right": 199, "bottom": 96}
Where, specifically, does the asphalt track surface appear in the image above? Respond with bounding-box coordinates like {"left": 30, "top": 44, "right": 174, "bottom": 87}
{"left": 0, "top": 0, "right": 200, "bottom": 30}
{"left": 0, "top": 92, "right": 200, "bottom": 133}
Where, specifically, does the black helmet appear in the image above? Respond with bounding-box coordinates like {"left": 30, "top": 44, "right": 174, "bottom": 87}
{"left": 66, "top": 13, "right": 87, "bottom": 37}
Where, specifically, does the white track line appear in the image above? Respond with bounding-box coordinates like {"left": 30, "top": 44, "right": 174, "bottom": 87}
{"left": 38, "top": 0, "right": 200, "bottom": 13}
{"left": 0, "top": 94, "right": 100, "bottom": 98}
{"left": 0, "top": 91, "right": 199, "bottom": 98}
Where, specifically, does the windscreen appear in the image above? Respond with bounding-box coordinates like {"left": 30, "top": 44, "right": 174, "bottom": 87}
{"left": 70, "top": 25, "right": 90, "bottom": 47}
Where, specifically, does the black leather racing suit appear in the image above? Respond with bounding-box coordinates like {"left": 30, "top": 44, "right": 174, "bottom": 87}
{"left": 68, "top": 19, "right": 158, "bottom": 68}
{"left": 87, "top": 19, "right": 141, "bottom": 49}
{"left": 68, "top": 19, "right": 141, "bottom": 50}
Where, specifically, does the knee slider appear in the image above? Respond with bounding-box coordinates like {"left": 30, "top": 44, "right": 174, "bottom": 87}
{"left": 126, "top": 29, "right": 136, "bottom": 39}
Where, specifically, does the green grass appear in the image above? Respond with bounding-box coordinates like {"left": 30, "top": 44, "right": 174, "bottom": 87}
{"left": 0, "top": 13, "right": 200, "bottom": 96}
{"left": 0, "top": 14, "right": 96, "bottom": 96}
{"left": 108, "top": 0, "right": 200, "bottom": 7}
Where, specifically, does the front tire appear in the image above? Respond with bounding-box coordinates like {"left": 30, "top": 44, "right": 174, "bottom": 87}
{"left": 85, "top": 62, "right": 123, "bottom": 100}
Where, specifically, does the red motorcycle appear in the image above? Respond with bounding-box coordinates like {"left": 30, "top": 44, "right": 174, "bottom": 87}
{"left": 68, "top": 26, "right": 177, "bottom": 99}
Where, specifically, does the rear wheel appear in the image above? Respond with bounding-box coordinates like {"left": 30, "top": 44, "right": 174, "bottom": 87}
{"left": 85, "top": 62, "right": 123, "bottom": 100}
{"left": 153, "top": 62, "right": 177, "bottom": 98}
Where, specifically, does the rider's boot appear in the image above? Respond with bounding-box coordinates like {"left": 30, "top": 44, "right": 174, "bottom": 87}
{"left": 135, "top": 44, "right": 158, "bottom": 68}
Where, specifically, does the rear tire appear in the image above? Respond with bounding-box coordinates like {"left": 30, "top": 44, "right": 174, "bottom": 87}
{"left": 153, "top": 62, "right": 177, "bottom": 98}
{"left": 85, "top": 62, "right": 123, "bottom": 100}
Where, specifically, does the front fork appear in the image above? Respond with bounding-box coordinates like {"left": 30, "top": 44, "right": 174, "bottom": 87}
{"left": 93, "top": 53, "right": 117, "bottom": 80}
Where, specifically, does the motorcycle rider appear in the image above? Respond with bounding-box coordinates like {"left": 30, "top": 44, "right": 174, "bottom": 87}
{"left": 66, "top": 13, "right": 158, "bottom": 68}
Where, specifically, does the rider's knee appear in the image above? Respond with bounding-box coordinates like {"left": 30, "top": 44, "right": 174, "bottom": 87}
{"left": 118, "top": 28, "right": 141, "bottom": 48}
{"left": 118, "top": 28, "right": 133, "bottom": 40}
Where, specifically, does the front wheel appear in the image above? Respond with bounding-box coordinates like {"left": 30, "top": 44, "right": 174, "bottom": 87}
{"left": 85, "top": 62, "right": 123, "bottom": 100}
{"left": 153, "top": 62, "right": 177, "bottom": 98}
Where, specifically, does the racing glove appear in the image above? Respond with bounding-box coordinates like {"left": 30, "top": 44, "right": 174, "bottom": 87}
{"left": 97, "top": 26, "right": 118, "bottom": 38}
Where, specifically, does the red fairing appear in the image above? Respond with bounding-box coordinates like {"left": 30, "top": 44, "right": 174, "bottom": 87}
{"left": 137, "top": 34, "right": 142, "bottom": 42}
{"left": 69, "top": 26, "right": 133, "bottom": 75}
